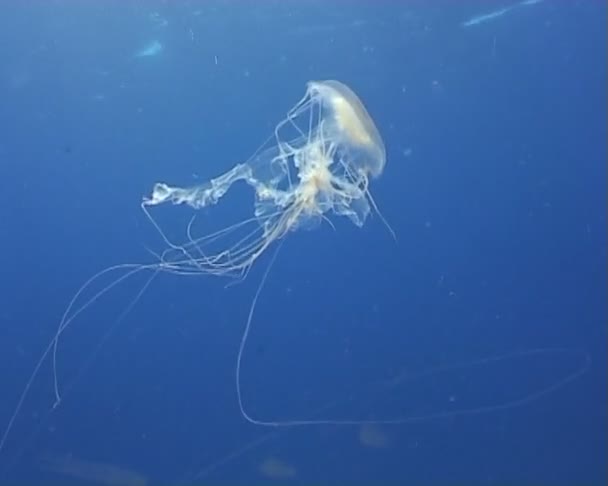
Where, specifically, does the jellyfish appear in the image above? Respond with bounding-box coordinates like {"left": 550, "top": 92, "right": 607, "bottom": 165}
{"left": 0, "top": 80, "right": 393, "bottom": 456}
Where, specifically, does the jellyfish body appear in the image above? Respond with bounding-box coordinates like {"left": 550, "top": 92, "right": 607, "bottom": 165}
{"left": 142, "top": 80, "right": 387, "bottom": 278}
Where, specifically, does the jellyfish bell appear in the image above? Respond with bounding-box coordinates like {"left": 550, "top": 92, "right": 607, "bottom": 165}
{"left": 303, "top": 80, "right": 386, "bottom": 177}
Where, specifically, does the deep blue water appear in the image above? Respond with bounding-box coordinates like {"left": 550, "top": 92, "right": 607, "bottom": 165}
{"left": 0, "top": 1, "right": 605, "bottom": 485}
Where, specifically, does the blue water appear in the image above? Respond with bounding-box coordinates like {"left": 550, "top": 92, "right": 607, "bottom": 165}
{"left": 0, "top": 2, "right": 605, "bottom": 484}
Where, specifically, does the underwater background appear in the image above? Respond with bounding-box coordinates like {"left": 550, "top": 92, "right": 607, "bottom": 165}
{"left": 0, "top": 1, "right": 605, "bottom": 485}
